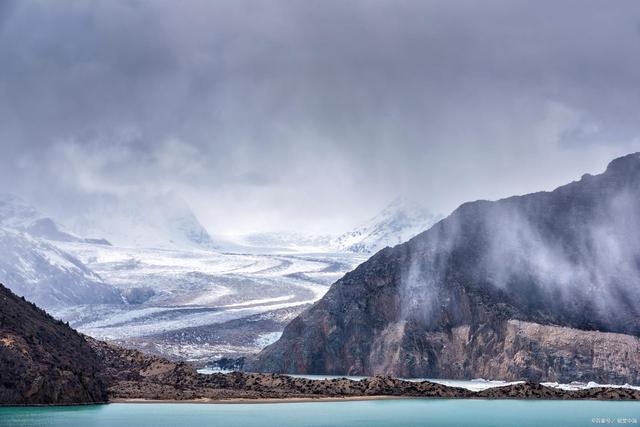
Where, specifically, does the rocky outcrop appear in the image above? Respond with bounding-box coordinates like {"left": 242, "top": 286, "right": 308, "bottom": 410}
{"left": 0, "top": 283, "right": 108, "bottom": 405}
{"left": 249, "top": 153, "right": 640, "bottom": 383}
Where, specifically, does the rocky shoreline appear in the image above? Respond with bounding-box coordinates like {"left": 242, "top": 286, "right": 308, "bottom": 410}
{"left": 91, "top": 338, "right": 640, "bottom": 402}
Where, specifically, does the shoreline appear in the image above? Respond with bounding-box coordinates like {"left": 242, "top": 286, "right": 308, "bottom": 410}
{"left": 110, "top": 394, "right": 640, "bottom": 404}
{"left": 4, "top": 393, "right": 640, "bottom": 407}
{"left": 110, "top": 395, "right": 414, "bottom": 404}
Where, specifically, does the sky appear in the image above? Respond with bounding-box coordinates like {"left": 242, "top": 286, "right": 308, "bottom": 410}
{"left": 1, "top": 0, "right": 639, "bottom": 234}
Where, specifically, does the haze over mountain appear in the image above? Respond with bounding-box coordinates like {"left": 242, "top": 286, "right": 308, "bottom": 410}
{"left": 250, "top": 153, "right": 640, "bottom": 384}
{"left": 0, "top": 194, "right": 86, "bottom": 243}
{"left": 0, "top": 190, "right": 431, "bottom": 362}
{"left": 0, "top": 194, "right": 121, "bottom": 310}
{"left": 61, "top": 192, "right": 220, "bottom": 250}
{"left": 232, "top": 199, "right": 440, "bottom": 254}
{"left": 3, "top": 1, "right": 640, "bottom": 237}
{"left": 0, "top": 229, "right": 121, "bottom": 310}
{"left": 333, "top": 198, "right": 441, "bottom": 254}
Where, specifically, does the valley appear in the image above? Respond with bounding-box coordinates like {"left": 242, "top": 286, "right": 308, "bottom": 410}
{"left": 50, "top": 241, "right": 366, "bottom": 364}
{"left": 0, "top": 193, "right": 429, "bottom": 365}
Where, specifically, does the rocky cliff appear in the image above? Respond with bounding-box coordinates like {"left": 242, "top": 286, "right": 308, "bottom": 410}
{"left": 249, "top": 153, "right": 640, "bottom": 383}
{"left": 0, "top": 283, "right": 108, "bottom": 405}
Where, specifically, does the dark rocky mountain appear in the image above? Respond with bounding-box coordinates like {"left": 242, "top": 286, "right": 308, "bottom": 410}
{"left": 0, "top": 283, "right": 108, "bottom": 405}
{"left": 249, "top": 153, "right": 640, "bottom": 383}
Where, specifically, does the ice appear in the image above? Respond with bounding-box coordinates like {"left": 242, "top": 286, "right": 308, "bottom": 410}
{"left": 541, "top": 381, "right": 640, "bottom": 391}
{"left": 254, "top": 331, "right": 283, "bottom": 348}
{"left": 48, "top": 240, "right": 364, "bottom": 360}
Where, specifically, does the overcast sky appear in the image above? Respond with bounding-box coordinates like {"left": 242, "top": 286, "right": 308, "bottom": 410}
{"left": 1, "top": 0, "right": 640, "bottom": 234}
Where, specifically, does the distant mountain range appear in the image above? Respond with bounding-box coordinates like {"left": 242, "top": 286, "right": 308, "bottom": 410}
{"left": 249, "top": 153, "right": 640, "bottom": 384}
{"left": 0, "top": 194, "right": 121, "bottom": 310}
{"left": 233, "top": 231, "right": 335, "bottom": 253}
{"left": 62, "top": 192, "right": 219, "bottom": 250}
{"left": 0, "top": 192, "right": 438, "bottom": 314}
{"left": 1, "top": 192, "right": 226, "bottom": 311}
{"left": 0, "top": 194, "right": 96, "bottom": 243}
{"left": 2, "top": 190, "right": 440, "bottom": 255}
{"left": 234, "top": 199, "right": 440, "bottom": 254}
{"left": 0, "top": 229, "right": 121, "bottom": 309}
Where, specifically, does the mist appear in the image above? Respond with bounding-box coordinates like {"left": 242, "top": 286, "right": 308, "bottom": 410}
{"left": 1, "top": 1, "right": 640, "bottom": 234}
{"left": 398, "top": 156, "right": 640, "bottom": 334}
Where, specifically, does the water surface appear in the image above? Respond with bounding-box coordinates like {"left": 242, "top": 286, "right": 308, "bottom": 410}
{"left": 1, "top": 400, "right": 639, "bottom": 427}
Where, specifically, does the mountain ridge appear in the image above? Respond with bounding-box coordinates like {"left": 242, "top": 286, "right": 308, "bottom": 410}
{"left": 248, "top": 153, "right": 640, "bottom": 383}
{"left": 61, "top": 192, "right": 219, "bottom": 251}
{"left": 231, "top": 198, "right": 440, "bottom": 254}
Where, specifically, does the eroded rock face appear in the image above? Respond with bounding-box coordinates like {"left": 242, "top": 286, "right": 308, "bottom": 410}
{"left": 249, "top": 154, "right": 640, "bottom": 383}
{"left": 345, "top": 319, "right": 640, "bottom": 383}
{"left": 0, "top": 284, "right": 108, "bottom": 405}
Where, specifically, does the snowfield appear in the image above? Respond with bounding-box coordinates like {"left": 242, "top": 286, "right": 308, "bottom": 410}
{"left": 51, "top": 241, "right": 365, "bottom": 362}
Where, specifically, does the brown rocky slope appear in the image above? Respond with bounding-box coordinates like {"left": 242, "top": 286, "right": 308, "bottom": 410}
{"left": 0, "top": 283, "right": 108, "bottom": 405}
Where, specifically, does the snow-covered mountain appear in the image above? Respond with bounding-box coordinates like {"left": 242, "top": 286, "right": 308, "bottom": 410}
{"left": 231, "top": 231, "right": 334, "bottom": 253}
{"left": 0, "top": 194, "right": 121, "bottom": 310}
{"left": 333, "top": 198, "right": 441, "bottom": 254}
{"left": 231, "top": 199, "right": 440, "bottom": 254}
{"left": 63, "top": 192, "right": 219, "bottom": 250}
{"left": 0, "top": 228, "right": 121, "bottom": 310}
{"left": 0, "top": 194, "right": 85, "bottom": 242}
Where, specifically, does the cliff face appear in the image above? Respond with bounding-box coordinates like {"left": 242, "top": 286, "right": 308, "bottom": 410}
{"left": 249, "top": 153, "right": 640, "bottom": 383}
{"left": 0, "top": 283, "right": 108, "bottom": 405}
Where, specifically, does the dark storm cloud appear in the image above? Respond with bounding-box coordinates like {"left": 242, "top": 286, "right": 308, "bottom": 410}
{"left": 1, "top": 0, "right": 640, "bottom": 233}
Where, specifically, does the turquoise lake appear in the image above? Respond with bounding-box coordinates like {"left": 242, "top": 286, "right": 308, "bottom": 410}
{"left": 1, "top": 400, "right": 638, "bottom": 427}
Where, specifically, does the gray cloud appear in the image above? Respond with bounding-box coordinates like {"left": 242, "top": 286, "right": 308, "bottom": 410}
{"left": 1, "top": 0, "right": 640, "bottom": 234}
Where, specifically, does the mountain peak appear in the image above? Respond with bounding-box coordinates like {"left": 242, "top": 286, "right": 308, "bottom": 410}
{"left": 0, "top": 193, "right": 83, "bottom": 242}
{"left": 63, "top": 192, "right": 219, "bottom": 250}
{"left": 334, "top": 198, "right": 441, "bottom": 254}
{"left": 605, "top": 152, "right": 640, "bottom": 175}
